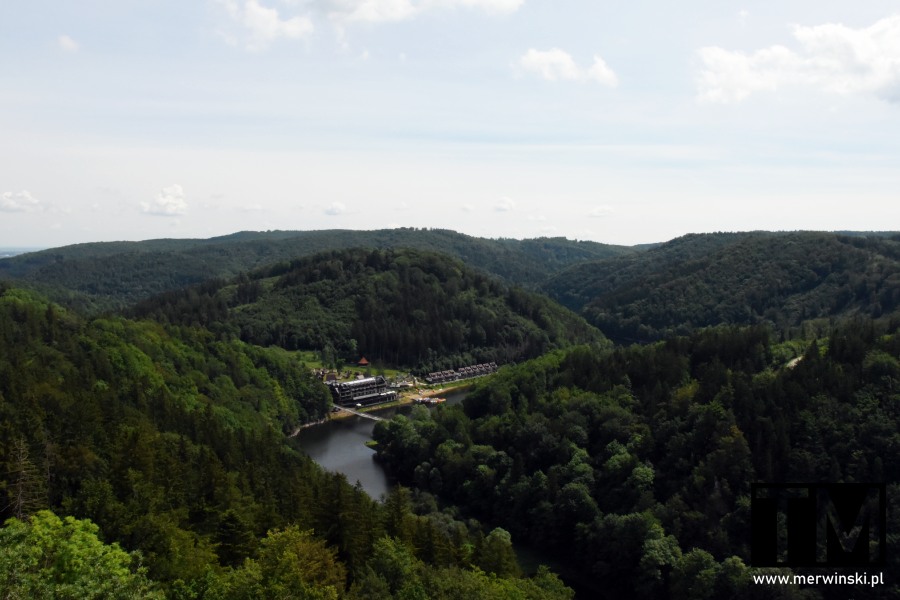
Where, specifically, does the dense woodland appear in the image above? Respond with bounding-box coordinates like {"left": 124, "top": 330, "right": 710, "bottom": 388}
{"left": 0, "top": 229, "right": 632, "bottom": 312}
{"left": 5, "top": 229, "right": 898, "bottom": 343}
{"left": 374, "top": 320, "right": 900, "bottom": 599}
{"left": 545, "top": 232, "right": 900, "bottom": 342}
{"left": 130, "top": 248, "right": 606, "bottom": 373}
{"left": 2, "top": 229, "right": 900, "bottom": 599}
{"left": 0, "top": 283, "right": 574, "bottom": 598}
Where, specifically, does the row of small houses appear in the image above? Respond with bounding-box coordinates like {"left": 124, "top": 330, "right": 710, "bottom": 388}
{"left": 326, "top": 362, "right": 500, "bottom": 407}
{"left": 425, "top": 362, "right": 498, "bottom": 385}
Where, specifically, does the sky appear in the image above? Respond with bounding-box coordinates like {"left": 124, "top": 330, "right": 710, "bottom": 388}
{"left": 1, "top": 0, "right": 899, "bottom": 248}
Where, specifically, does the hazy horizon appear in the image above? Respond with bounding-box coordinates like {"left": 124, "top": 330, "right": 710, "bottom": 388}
{"left": 4, "top": 227, "right": 900, "bottom": 260}
{"left": 3, "top": 1, "right": 899, "bottom": 248}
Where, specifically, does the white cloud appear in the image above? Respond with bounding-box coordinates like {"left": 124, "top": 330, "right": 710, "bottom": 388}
{"left": 697, "top": 14, "right": 900, "bottom": 103}
{"left": 143, "top": 184, "right": 188, "bottom": 216}
{"left": 58, "top": 35, "right": 79, "bottom": 53}
{"left": 329, "top": 0, "right": 416, "bottom": 23}
{"left": 326, "top": 0, "right": 522, "bottom": 24}
{"left": 494, "top": 196, "right": 515, "bottom": 212}
{"left": 1, "top": 190, "right": 41, "bottom": 212}
{"left": 586, "top": 56, "right": 618, "bottom": 87}
{"left": 520, "top": 48, "right": 580, "bottom": 81}
{"left": 588, "top": 205, "right": 615, "bottom": 218}
{"left": 519, "top": 48, "right": 618, "bottom": 86}
{"left": 220, "top": 0, "right": 314, "bottom": 50}
{"left": 325, "top": 201, "right": 346, "bottom": 215}
{"left": 449, "top": 0, "right": 522, "bottom": 14}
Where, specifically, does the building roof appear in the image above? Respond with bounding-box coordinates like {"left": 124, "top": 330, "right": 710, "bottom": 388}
{"left": 335, "top": 376, "right": 385, "bottom": 389}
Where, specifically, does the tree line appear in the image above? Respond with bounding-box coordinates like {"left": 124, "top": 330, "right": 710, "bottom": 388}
{"left": 0, "top": 228, "right": 633, "bottom": 312}
{"left": 130, "top": 248, "right": 607, "bottom": 373}
{"left": 374, "top": 319, "right": 900, "bottom": 599}
{"left": 544, "top": 232, "right": 900, "bottom": 342}
{"left": 0, "top": 283, "right": 574, "bottom": 598}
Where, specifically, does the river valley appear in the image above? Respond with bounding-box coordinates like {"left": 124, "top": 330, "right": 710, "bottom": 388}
{"left": 293, "top": 388, "right": 469, "bottom": 500}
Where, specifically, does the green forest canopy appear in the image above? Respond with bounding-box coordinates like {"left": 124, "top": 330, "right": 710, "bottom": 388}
{"left": 0, "top": 228, "right": 634, "bottom": 311}
{"left": 374, "top": 320, "right": 900, "bottom": 599}
{"left": 0, "top": 283, "right": 574, "bottom": 599}
{"left": 3, "top": 230, "right": 900, "bottom": 598}
{"left": 544, "top": 231, "right": 900, "bottom": 342}
{"left": 130, "top": 247, "right": 607, "bottom": 373}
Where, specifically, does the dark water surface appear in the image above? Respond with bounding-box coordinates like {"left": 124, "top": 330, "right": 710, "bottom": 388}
{"left": 294, "top": 388, "right": 468, "bottom": 500}
{"left": 295, "top": 388, "right": 594, "bottom": 597}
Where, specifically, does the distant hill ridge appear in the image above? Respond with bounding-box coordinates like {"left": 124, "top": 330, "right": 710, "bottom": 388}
{"left": 0, "top": 228, "right": 634, "bottom": 310}
{"left": 543, "top": 231, "right": 900, "bottom": 342}
{"left": 3, "top": 228, "right": 898, "bottom": 342}
{"left": 130, "top": 246, "right": 607, "bottom": 372}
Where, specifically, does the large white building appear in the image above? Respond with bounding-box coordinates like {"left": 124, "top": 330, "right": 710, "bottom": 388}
{"left": 329, "top": 376, "right": 396, "bottom": 406}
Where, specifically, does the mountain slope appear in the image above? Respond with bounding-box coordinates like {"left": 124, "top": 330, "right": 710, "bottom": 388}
{"left": 0, "top": 229, "right": 635, "bottom": 310}
{"left": 0, "top": 284, "right": 575, "bottom": 598}
{"left": 132, "top": 247, "right": 608, "bottom": 372}
{"left": 371, "top": 318, "right": 900, "bottom": 597}
{"left": 544, "top": 231, "right": 900, "bottom": 342}
{"left": 0, "top": 283, "right": 333, "bottom": 581}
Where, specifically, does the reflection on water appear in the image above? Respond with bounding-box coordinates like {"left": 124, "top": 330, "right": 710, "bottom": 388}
{"left": 294, "top": 414, "right": 391, "bottom": 499}
{"left": 294, "top": 388, "right": 468, "bottom": 500}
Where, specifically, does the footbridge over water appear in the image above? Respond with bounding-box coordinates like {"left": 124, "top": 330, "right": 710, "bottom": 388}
{"left": 337, "top": 406, "right": 386, "bottom": 422}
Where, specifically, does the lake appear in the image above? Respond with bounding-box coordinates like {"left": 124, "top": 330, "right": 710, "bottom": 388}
{"left": 294, "top": 387, "right": 593, "bottom": 596}
{"left": 293, "top": 388, "right": 469, "bottom": 500}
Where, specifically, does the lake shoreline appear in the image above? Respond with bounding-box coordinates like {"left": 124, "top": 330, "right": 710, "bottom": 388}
{"left": 325, "top": 381, "right": 477, "bottom": 421}
{"left": 293, "top": 386, "right": 473, "bottom": 501}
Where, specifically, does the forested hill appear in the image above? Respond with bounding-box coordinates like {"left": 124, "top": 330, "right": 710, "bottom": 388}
{"left": 0, "top": 283, "right": 576, "bottom": 598}
{"left": 373, "top": 319, "right": 900, "bottom": 599}
{"left": 0, "top": 228, "right": 633, "bottom": 310}
{"left": 131, "top": 247, "right": 607, "bottom": 373}
{"left": 543, "top": 231, "right": 900, "bottom": 342}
